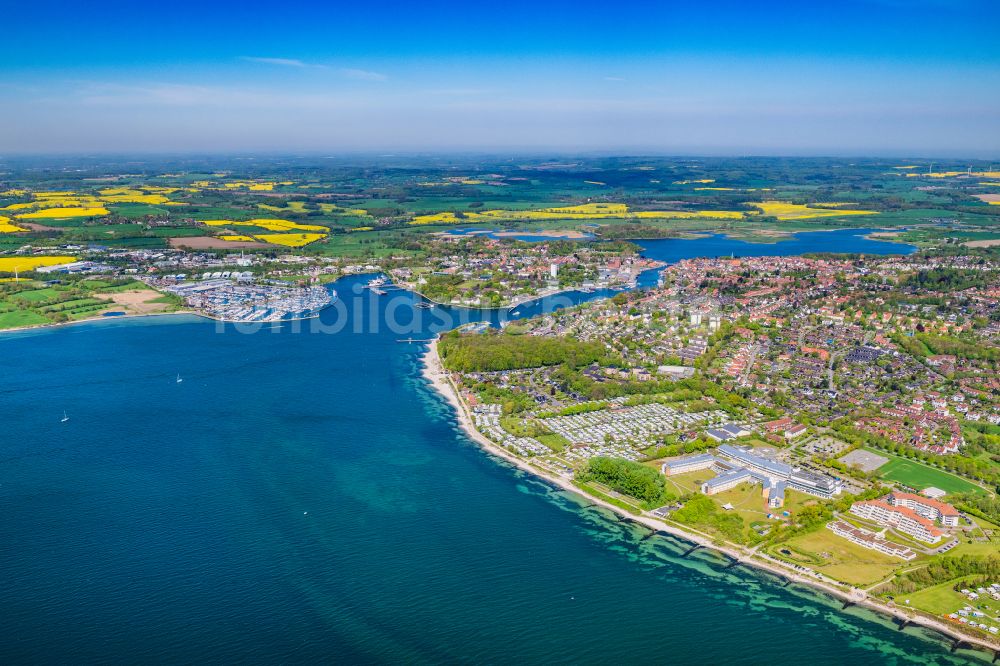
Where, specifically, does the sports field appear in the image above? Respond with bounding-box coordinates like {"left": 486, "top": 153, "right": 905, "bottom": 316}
{"left": 862, "top": 448, "right": 986, "bottom": 495}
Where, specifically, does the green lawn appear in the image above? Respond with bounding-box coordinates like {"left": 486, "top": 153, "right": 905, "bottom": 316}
{"left": 536, "top": 433, "right": 570, "bottom": 452}
{"left": 0, "top": 309, "right": 49, "bottom": 329}
{"left": 661, "top": 469, "right": 711, "bottom": 495}
{"left": 865, "top": 448, "right": 987, "bottom": 495}
{"left": 15, "top": 287, "right": 63, "bottom": 302}
{"left": 904, "top": 576, "right": 999, "bottom": 620}
{"left": 777, "top": 527, "right": 907, "bottom": 586}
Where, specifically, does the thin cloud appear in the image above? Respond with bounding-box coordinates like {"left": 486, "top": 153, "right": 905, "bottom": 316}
{"left": 603, "top": 76, "right": 627, "bottom": 82}
{"left": 242, "top": 56, "right": 322, "bottom": 68}
{"left": 339, "top": 68, "right": 387, "bottom": 82}
{"left": 241, "top": 59, "right": 384, "bottom": 80}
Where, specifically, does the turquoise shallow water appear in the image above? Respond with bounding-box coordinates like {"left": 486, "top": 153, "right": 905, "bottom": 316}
{"left": 3, "top": 233, "right": 986, "bottom": 664}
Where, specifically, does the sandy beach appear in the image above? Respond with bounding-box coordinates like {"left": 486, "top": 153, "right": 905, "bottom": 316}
{"left": 420, "top": 337, "right": 1000, "bottom": 654}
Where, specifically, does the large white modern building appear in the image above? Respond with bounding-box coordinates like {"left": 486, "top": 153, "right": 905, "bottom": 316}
{"left": 661, "top": 444, "right": 842, "bottom": 506}
{"left": 661, "top": 453, "right": 715, "bottom": 476}
{"left": 715, "top": 445, "right": 842, "bottom": 499}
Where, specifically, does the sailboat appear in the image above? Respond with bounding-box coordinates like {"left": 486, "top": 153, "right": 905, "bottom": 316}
{"left": 176, "top": 374, "right": 183, "bottom": 384}
{"left": 61, "top": 410, "right": 69, "bottom": 423}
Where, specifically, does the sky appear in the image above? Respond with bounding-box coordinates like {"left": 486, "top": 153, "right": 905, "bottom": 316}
{"left": 1, "top": 0, "right": 998, "bottom": 157}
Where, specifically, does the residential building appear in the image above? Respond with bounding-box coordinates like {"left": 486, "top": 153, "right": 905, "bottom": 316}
{"left": 850, "top": 499, "right": 944, "bottom": 543}
{"left": 887, "top": 492, "right": 960, "bottom": 527}
{"left": 826, "top": 521, "right": 916, "bottom": 560}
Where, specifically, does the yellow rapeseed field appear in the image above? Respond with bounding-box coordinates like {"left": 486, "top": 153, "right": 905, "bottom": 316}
{"left": 1, "top": 186, "right": 182, "bottom": 213}
{"left": 752, "top": 201, "right": 877, "bottom": 220}
{"left": 410, "top": 212, "right": 470, "bottom": 224}
{"left": 241, "top": 218, "right": 328, "bottom": 232}
{"left": 258, "top": 201, "right": 310, "bottom": 213}
{"left": 410, "top": 203, "right": 744, "bottom": 225}
{"left": 99, "top": 188, "right": 144, "bottom": 196}
{"left": 319, "top": 203, "right": 368, "bottom": 216}
{"left": 0, "top": 216, "right": 28, "bottom": 233}
{"left": 219, "top": 235, "right": 257, "bottom": 241}
{"left": 223, "top": 181, "right": 277, "bottom": 191}
{"left": 201, "top": 218, "right": 328, "bottom": 232}
{"left": 903, "top": 170, "right": 1000, "bottom": 179}
{"left": 673, "top": 179, "right": 715, "bottom": 185}
{"left": 193, "top": 180, "right": 284, "bottom": 191}
{"left": 17, "top": 207, "right": 110, "bottom": 219}
{"left": 912, "top": 171, "right": 965, "bottom": 178}
{"left": 253, "top": 233, "right": 326, "bottom": 247}
{"left": 0, "top": 256, "right": 76, "bottom": 271}
{"left": 99, "top": 194, "right": 171, "bottom": 204}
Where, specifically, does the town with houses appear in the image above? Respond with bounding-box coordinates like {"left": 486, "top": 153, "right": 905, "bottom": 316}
{"left": 435, "top": 249, "right": 1000, "bottom": 645}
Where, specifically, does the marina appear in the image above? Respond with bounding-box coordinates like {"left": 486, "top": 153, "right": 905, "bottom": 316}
{"left": 160, "top": 279, "right": 336, "bottom": 322}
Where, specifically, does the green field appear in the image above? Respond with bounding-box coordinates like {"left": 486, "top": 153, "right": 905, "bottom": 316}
{"left": 16, "top": 287, "right": 62, "bottom": 302}
{"left": 0, "top": 309, "right": 50, "bottom": 329}
{"left": 864, "top": 448, "right": 987, "bottom": 495}
{"left": 904, "top": 575, "right": 1000, "bottom": 637}
{"left": 905, "top": 578, "right": 974, "bottom": 616}
{"left": 775, "top": 527, "right": 906, "bottom": 586}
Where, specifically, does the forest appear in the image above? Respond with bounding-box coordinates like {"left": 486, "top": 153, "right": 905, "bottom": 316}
{"left": 438, "top": 330, "right": 609, "bottom": 372}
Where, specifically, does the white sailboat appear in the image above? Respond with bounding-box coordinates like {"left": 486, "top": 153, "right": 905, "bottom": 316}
{"left": 61, "top": 410, "right": 69, "bottom": 423}
{"left": 176, "top": 373, "right": 183, "bottom": 384}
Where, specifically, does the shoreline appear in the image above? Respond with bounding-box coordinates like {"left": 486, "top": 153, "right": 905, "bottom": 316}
{"left": 420, "top": 336, "right": 999, "bottom": 655}
{"left": 0, "top": 286, "right": 338, "bottom": 335}
{"left": 0, "top": 309, "right": 203, "bottom": 337}
{"left": 397, "top": 281, "right": 621, "bottom": 312}
{"left": 394, "top": 263, "right": 663, "bottom": 312}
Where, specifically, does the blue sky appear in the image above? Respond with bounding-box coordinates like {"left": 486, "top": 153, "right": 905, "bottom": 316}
{"left": 1, "top": 0, "right": 998, "bottom": 155}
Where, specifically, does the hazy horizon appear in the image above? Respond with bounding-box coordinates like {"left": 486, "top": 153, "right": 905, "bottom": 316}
{"left": 2, "top": 0, "right": 998, "bottom": 156}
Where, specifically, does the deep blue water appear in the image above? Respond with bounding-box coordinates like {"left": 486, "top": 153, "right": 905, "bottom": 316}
{"left": 635, "top": 228, "right": 916, "bottom": 264}
{"left": 439, "top": 226, "right": 912, "bottom": 258}
{"left": 4, "top": 233, "right": 981, "bottom": 665}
